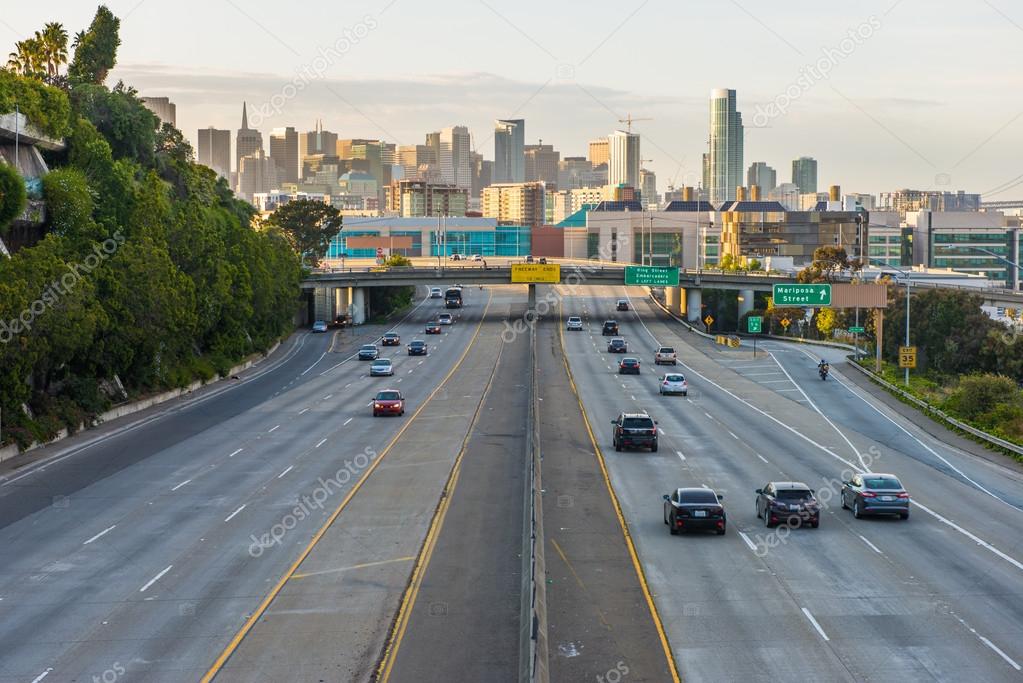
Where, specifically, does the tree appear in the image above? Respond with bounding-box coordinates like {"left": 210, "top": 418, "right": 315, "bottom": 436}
{"left": 266, "top": 199, "right": 341, "bottom": 267}
{"left": 71, "top": 82, "right": 159, "bottom": 166}
{"left": 38, "top": 23, "right": 69, "bottom": 80}
{"left": 815, "top": 307, "right": 838, "bottom": 337}
{"left": 797, "top": 246, "right": 859, "bottom": 283}
{"left": 384, "top": 253, "right": 412, "bottom": 267}
{"left": 0, "top": 161, "right": 27, "bottom": 234}
{"left": 748, "top": 258, "right": 763, "bottom": 271}
{"left": 7, "top": 37, "right": 44, "bottom": 77}
{"left": 68, "top": 6, "right": 120, "bottom": 85}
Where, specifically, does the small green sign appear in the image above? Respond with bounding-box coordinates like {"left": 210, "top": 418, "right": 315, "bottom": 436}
{"left": 773, "top": 283, "right": 832, "bottom": 307}
{"left": 624, "top": 265, "right": 680, "bottom": 287}
{"left": 747, "top": 316, "right": 763, "bottom": 334}
{"left": 849, "top": 326, "right": 865, "bottom": 334}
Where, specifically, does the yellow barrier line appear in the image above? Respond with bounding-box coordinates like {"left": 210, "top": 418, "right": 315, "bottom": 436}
{"left": 556, "top": 301, "right": 683, "bottom": 683}
{"left": 201, "top": 290, "right": 494, "bottom": 682}
{"left": 376, "top": 309, "right": 507, "bottom": 681}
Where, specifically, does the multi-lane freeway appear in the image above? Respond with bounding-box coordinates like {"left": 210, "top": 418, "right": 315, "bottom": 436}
{"left": 1, "top": 283, "right": 1022, "bottom": 682}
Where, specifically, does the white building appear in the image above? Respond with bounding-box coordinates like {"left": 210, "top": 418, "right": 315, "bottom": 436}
{"left": 439, "top": 125, "right": 472, "bottom": 191}
{"left": 608, "top": 130, "right": 640, "bottom": 188}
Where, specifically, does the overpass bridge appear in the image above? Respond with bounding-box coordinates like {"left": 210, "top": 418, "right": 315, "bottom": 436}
{"left": 303, "top": 262, "right": 1023, "bottom": 324}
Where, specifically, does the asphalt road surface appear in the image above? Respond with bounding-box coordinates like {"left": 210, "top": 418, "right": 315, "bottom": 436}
{"left": 558, "top": 284, "right": 1023, "bottom": 682}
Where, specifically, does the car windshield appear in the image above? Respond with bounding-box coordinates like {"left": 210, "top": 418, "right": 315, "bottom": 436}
{"left": 611, "top": 339, "right": 625, "bottom": 345}
{"left": 659, "top": 347, "right": 674, "bottom": 353}
{"left": 384, "top": 333, "right": 397, "bottom": 338}
{"left": 864, "top": 477, "right": 902, "bottom": 490}
{"left": 622, "top": 358, "right": 638, "bottom": 364}
{"left": 374, "top": 359, "right": 391, "bottom": 365}
{"left": 377, "top": 391, "right": 400, "bottom": 400}
{"left": 777, "top": 489, "right": 813, "bottom": 501}
{"left": 679, "top": 490, "right": 718, "bottom": 504}
{"left": 665, "top": 374, "right": 685, "bottom": 382}
{"left": 568, "top": 317, "right": 580, "bottom": 322}
{"left": 411, "top": 341, "right": 424, "bottom": 346}
{"left": 622, "top": 417, "right": 653, "bottom": 429}
{"left": 361, "top": 345, "right": 376, "bottom": 351}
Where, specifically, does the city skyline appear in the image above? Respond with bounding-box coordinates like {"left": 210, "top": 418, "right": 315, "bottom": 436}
{"left": 6, "top": 1, "right": 1023, "bottom": 196}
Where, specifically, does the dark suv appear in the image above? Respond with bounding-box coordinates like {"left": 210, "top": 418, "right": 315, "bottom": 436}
{"left": 602, "top": 320, "right": 619, "bottom": 336}
{"left": 611, "top": 412, "right": 658, "bottom": 452}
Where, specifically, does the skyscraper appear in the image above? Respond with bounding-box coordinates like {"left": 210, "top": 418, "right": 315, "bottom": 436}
{"left": 792, "top": 157, "right": 818, "bottom": 194}
{"left": 237, "top": 149, "right": 278, "bottom": 202}
{"left": 269, "top": 127, "right": 299, "bottom": 185}
{"left": 140, "top": 96, "right": 176, "bottom": 127}
{"left": 197, "top": 127, "right": 230, "bottom": 179}
{"left": 608, "top": 130, "right": 640, "bottom": 188}
{"left": 524, "top": 142, "right": 560, "bottom": 186}
{"left": 747, "top": 162, "right": 777, "bottom": 193}
{"left": 299, "top": 121, "right": 338, "bottom": 178}
{"left": 494, "top": 119, "right": 525, "bottom": 183}
{"left": 235, "top": 102, "right": 263, "bottom": 183}
{"left": 588, "top": 138, "right": 609, "bottom": 167}
{"left": 708, "top": 88, "right": 744, "bottom": 203}
{"left": 640, "top": 168, "right": 657, "bottom": 208}
{"left": 439, "top": 126, "right": 472, "bottom": 190}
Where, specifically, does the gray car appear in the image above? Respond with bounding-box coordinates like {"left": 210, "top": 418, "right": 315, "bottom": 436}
{"left": 370, "top": 358, "right": 394, "bottom": 376}
{"left": 841, "top": 472, "right": 910, "bottom": 519}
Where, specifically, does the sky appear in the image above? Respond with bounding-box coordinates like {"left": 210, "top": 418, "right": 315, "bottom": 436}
{"left": 4, "top": 0, "right": 1023, "bottom": 197}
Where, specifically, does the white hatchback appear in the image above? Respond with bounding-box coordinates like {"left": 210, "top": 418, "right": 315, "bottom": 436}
{"left": 566, "top": 316, "right": 583, "bottom": 331}
{"left": 659, "top": 373, "right": 688, "bottom": 396}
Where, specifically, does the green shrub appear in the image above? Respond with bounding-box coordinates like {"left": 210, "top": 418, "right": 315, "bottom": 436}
{"left": 0, "top": 70, "right": 73, "bottom": 139}
{"left": 0, "top": 162, "right": 27, "bottom": 233}
{"left": 944, "top": 374, "right": 1021, "bottom": 421}
{"left": 42, "top": 167, "right": 94, "bottom": 237}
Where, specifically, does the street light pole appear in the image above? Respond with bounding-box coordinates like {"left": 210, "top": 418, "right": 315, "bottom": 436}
{"left": 904, "top": 277, "right": 911, "bottom": 387}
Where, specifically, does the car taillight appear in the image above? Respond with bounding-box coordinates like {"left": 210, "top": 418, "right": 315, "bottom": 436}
{"left": 897, "top": 492, "right": 910, "bottom": 498}
{"left": 650, "top": 428, "right": 657, "bottom": 434}
{"left": 861, "top": 491, "right": 877, "bottom": 498}
{"left": 663, "top": 380, "right": 669, "bottom": 385}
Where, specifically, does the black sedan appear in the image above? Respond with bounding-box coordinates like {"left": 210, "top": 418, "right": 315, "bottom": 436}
{"left": 425, "top": 322, "right": 442, "bottom": 334}
{"left": 618, "top": 357, "right": 641, "bottom": 374}
{"left": 602, "top": 320, "right": 619, "bottom": 336}
{"left": 841, "top": 473, "right": 910, "bottom": 519}
{"left": 664, "top": 487, "right": 726, "bottom": 535}
{"left": 407, "top": 340, "right": 428, "bottom": 356}
{"left": 756, "top": 482, "right": 820, "bottom": 528}
{"left": 607, "top": 338, "right": 628, "bottom": 353}
{"left": 381, "top": 332, "right": 400, "bottom": 346}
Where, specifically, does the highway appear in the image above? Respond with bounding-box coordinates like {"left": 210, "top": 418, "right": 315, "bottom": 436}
{"left": 1, "top": 281, "right": 1022, "bottom": 682}
{"left": 558, "top": 284, "right": 1023, "bottom": 682}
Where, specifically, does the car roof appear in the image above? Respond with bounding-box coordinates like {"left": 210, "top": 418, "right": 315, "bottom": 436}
{"left": 677, "top": 487, "right": 718, "bottom": 495}
{"left": 620, "top": 412, "right": 651, "bottom": 418}
{"left": 622, "top": 357, "right": 639, "bottom": 361}
{"left": 604, "top": 320, "right": 617, "bottom": 323}
{"left": 768, "top": 481, "right": 811, "bottom": 490}
{"left": 374, "top": 357, "right": 391, "bottom": 362}
{"left": 361, "top": 344, "right": 376, "bottom": 348}
{"left": 611, "top": 337, "right": 625, "bottom": 341}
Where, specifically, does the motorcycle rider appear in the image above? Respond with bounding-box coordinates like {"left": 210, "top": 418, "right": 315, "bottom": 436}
{"left": 818, "top": 358, "right": 830, "bottom": 377}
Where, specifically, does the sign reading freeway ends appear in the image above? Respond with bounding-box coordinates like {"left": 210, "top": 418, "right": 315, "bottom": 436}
{"left": 624, "top": 265, "right": 680, "bottom": 287}
{"left": 772, "top": 283, "right": 832, "bottom": 307}
{"left": 510, "top": 263, "right": 560, "bottom": 283}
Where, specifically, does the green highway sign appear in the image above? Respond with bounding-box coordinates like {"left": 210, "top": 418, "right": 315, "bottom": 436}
{"left": 773, "top": 283, "right": 832, "bottom": 307}
{"left": 849, "top": 326, "right": 865, "bottom": 334}
{"left": 747, "top": 316, "right": 763, "bottom": 334}
{"left": 624, "top": 265, "right": 680, "bottom": 287}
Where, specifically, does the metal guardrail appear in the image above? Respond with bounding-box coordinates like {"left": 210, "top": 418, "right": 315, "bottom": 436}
{"left": 844, "top": 360, "right": 1023, "bottom": 457}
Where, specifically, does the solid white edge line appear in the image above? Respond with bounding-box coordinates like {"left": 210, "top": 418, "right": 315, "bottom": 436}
{"left": 737, "top": 530, "right": 758, "bottom": 552}
{"left": 83, "top": 525, "right": 116, "bottom": 545}
{"left": 857, "top": 534, "right": 882, "bottom": 554}
{"left": 224, "top": 505, "right": 246, "bottom": 522}
{"left": 299, "top": 351, "right": 327, "bottom": 376}
{"left": 315, "top": 438, "right": 328, "bottom": 448}
{"left": 801, "top": 607, "right": 830, "bottom": 641}
{"left": 139, "top": 565, "right": 173, "bottom": 592}
{"left": 229, "top": 448, "right": 243, "bottom": 457}
{"left": 979, "top": 636, "right": 1022, "bottom": 671}
{"left": 277, "top": 465, "right": 293, "bottom": 479}
{"left": 757, "top": 454, "right": 770, "bottom": 464}
{"left": 171, "top": 479, "right": 191, "bottom": 491}
{"left": 676, "top": 450, "right": 686, "bottom": 461}
{"left": 268, "top": 425, "right": 280, "bottom": 433}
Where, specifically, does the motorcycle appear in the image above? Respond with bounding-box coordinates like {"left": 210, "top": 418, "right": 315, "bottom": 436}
{"left": 819, "top": 364, "right": 829, "bottom": 380}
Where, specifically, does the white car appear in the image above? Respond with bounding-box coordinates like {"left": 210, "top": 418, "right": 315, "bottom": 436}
{"left": 659, "top": 373, "right": 688, "bottom": 396}
{"left": 438, "top": 313, "right": 453, "bottom": 325}
{"left": 654, "top": 346, "right": 677, "bottom": 365}
{"left": 370, "top": 358, "right": 394, "bottom": 376}
{"left": 471, "top": 254, "right": 483, "bottom": 261}
{"left": 566, "top": 316, "right": 583, "bottom": 331}
{"left": 430, "top": 287, "right": 443, "bottom": 299}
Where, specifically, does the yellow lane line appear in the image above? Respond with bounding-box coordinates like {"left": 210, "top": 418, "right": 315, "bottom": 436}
{"left": 550, "top": 538, "right": 611, "bottom": 630}
{"left": 557, "top": 300, "right": 683, "bottom": 683}
{"left": 291, "top": 556, "right": 416, "bottom": 579}
{"left": 375, "top": 309, "right": 507, "bottom": 681}
{"left": 200, "top": 290, "right": 493, "bottom": 682}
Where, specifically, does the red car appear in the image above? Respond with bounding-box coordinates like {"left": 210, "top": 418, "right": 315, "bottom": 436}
{"left": 372, "top": 390, "right": 405, "bottom": 416}
{"left": 381, "top": 332, "right": 400, "bottom": 346}
{"left": 425, "top": 322, "right": 442, "bottom": 334}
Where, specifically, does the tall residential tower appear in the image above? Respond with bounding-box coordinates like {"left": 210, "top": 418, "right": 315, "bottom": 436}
{"left": 494, "top": 119, "right": 525, "bottom": 183}
{"left": 708, "top": 89, "right": 744, "bottom": 203}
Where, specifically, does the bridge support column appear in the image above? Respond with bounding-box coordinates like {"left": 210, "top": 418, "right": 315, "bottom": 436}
{"left": 352, "top": 287, "right": 367, "bottom": 325}
{"left": 665, "top": 287, "right": 684, "bottom": 317}
{"left": 686, "top": 287, "right": 702, "bottom": 324}
{"left": 313, "top": 286, "right": 331, "bottom": 323}
{"left": 527, "top": 283, "right": 537, "bottom": 313}
{"left": 738, "top": 288, "right": 755, "bottom": 319}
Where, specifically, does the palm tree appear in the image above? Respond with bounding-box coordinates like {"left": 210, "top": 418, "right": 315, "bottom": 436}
{"left": 6, "top": 37, "right": 43, "bottom": 77}
{"left": 38, "top": 22, "right": 68, "bottom": 77}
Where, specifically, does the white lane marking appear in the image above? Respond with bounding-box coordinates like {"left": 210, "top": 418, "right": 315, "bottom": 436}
{"left": 738, "top": 530, "right": 758, "bottom": 552}
{"left": 914, "top": 501, "right": 1023, "bottom": 572}
{"left": 701, "top": 483, "right": 710, "bottom": 489}
{"left": 621, "top": 383, "right": 627, "bottom": 389}
{"left": 408, "top": 369, "right": 414, "bottom": 374}
{"left": 139, "top": 565, "right": 173, "bottom": 592}
{"left": 397, "top": 378, "right": 403, "bottom": 383}
{"left": 30, "top": 670, "right": 52, "bottom": 683}
{"left": 345, "top": 383, "right": 352, "bottom": 388}
{"left": 268, "top": 425, "right": 280, "bottom": 433}
{"left": 83, "top": 525, "right": 116, "bottom": 545}
{"left": 801, "top": 607, "right": 830, "bottom": 641}
{"left": 858, "top": 534, "right": 882, "bottom": 554}
{"left": 298, "top": 408, "right": 309, "bottom": 415}
{"left": 171, "top": 479, "right": 192, "bottom": 491}
{"left": 744, "top": 372, "right": 785, "bottom": 377}
{"left": 631, "top": 395, "right": 636, "bottom": 401}
{"left": 315, "top": 438, "right": 327, "bottom": 448}
{"left": 300, "top": 351, "right": 327, "bottom": 376}
{"left": 229, "top": 448, "right": 243, "bottom": 457}
{"left": 703, "top": 412, "right": 713, "bottom": 420}
{"left": 759, "top": 379, "right": 795, "bottom": 384}
{"left": 344, "top": 417, "right": 353, "bottom": 426}
{"left": 323, "top": 394, "right": 333, "bottom": 400}
{"left": 658, "top": 428, "right": 665, "bottom": 435}
{"left": 676, "top": 450, "right": 686, "bottom": 461}
{"left": 728, "top": 431, "right": 739, "bottom": 439}
{"left": 224, "top": 505, "right": 246, "bottom": 522}
{"left": 979, "top": 636, "right": 1022, "bottom": 671}
{"left": 278, "top": 465, "right": 294, "bottom": 479}
{"left": 756, "top": 454, "right": 770, "bottom": 464}
{"left": 418, "top": 360, "right": 424, "bottom": 365}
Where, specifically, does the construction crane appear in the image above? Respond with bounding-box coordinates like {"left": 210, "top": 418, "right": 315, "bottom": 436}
{"left": 619, "top": 114, "right": 652, "bottom": 132}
